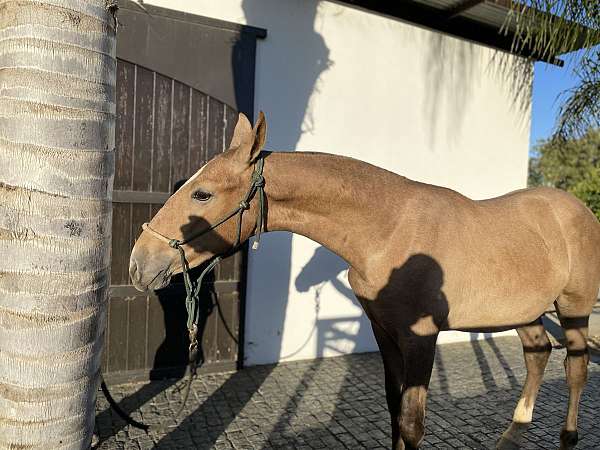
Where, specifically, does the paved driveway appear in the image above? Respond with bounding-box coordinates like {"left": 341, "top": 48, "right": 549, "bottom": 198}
{"left": 95, "top": 326, "right": 600, "bottom": 449}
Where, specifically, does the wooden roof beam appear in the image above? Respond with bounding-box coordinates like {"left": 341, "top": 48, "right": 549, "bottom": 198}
{"left": 338, "top": 0, "right": 564, "bottom": 66}
{"left": 445, "top": 0, "right": 485, "bottom": 20}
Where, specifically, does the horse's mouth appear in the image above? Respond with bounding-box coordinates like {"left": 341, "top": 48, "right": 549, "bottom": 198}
{"left": 132, "top": 268, "right": 172, "bottom": 292}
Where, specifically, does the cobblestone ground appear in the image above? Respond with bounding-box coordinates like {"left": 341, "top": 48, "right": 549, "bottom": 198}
{"left": 95, "top": 336, "right": 600, "bottom": 449}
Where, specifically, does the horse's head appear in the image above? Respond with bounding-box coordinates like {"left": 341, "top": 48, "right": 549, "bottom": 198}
{"left": 129, "top": 112, "right": 267, "bottom": 291}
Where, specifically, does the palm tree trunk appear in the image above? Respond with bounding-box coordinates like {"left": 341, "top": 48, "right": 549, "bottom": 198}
{"left": 0, "top": 1, "right": 116, "bottom": 448}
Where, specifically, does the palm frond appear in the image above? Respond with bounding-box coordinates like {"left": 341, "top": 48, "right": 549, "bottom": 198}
{"left": 556, "top": 51, "right": 600, "bottom": 137}
{"left": 505, "top": 0, "right": 600, "bottom": 139}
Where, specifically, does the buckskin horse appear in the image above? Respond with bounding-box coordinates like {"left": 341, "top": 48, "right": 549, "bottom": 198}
{"left": 129, "top": 112, "right": 600, "bottom": 450}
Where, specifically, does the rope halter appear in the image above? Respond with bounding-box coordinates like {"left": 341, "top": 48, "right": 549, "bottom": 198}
{"left": 139, "top": 154, "right": 267, "bottom": 416}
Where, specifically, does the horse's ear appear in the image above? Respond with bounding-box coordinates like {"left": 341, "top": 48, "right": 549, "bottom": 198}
{"left": 229, "top": 112, "right": 253, "bottom": 151}
{"left": 228, "top": 112, "right": 267, "bottom": 166}
{"left": 250, "top": 111, "right": 267, "bottom": 162}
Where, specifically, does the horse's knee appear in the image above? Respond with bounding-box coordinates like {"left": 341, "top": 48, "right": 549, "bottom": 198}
{"left": 400, "top": 417, "right": 425, "bottom": 449}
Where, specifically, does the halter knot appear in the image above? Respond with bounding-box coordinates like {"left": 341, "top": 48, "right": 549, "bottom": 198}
{"left": 169, "top": 239, "right": 181, "bottom": 249}
{"left": 239, "top": 200, "right": 250, "bottom": 210}
{"left": 188, "top": 325, "right": 198, "bottom": 351}
{"left": 252, "top": 173, "right": 265, "bottom": 187}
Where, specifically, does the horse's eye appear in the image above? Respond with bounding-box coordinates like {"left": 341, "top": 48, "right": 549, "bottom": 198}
{"left": 192, "top": 190, "right": 212, "bottom": 201}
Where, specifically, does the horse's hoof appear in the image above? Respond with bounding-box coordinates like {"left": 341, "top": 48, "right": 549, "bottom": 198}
{"left": 559, "top": 429, "right": 578, "bottom": 449}
{"left": 496, "top": 435, "right": 521, "bottom": 450}
{"left": 497, "top": 422, "right": 530, "bottom": 450}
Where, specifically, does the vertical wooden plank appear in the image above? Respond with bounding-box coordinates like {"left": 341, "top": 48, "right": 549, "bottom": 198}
{"left": 189, "top": 90, "right": 208, "bottom": 173}
{"left": 219, "top": 255, "right": 237, "bottom": 282}
{"left": 126, "top": 205, "right": 149, "bottom": 371}
{"left": 107, "top": 297, "right": 128, "bottom": 373}
{"left": 230, "top": 292, "right": 240, "bottom": 363}
{"left": 152, "top": 74, "right": 172, "bottom": 193}
{"left": 207, "top": 97, "right": 224, "bottom": 160}
{"left": 233, "top": 249, "right": 243, "bottom": 281}
{"left": 114, "top": 60, "right": 135, "bottom": 190}
{"left": 146, "top": 294, "right": 166, "bottom": 371}
{"left": 111, "top": 203, "right": 130, "bottom": 285}
{"left": 201, "top": 296, "right": 218, "bottom": 363}
{"left": 224, "top": 105, "right": 237, "bottom": 151}
{"left": 127, "top": 296, "right": 148, "bottom": 370}
{"left": 130, "top": 203, "right": 150, "bottom": 252}
{"left": 216, "top": 105, "right": 238, "bottom": 280}
{"left": 152, "top": 286, "right": 189, "bottom": 370}
{"left": 229, "top": 102, "right": 243, "bottom": 282}
{"left": 216, "top": 292, "right": 238, "bottom": 362}
{"left": 132, "top": 66, "right": 154, "bottom": 192}
{"left": 206, "top": 99, "right": 225, "bottom": 279}
{"left": 171, "top": 81, "right": 190, "bottom": 187}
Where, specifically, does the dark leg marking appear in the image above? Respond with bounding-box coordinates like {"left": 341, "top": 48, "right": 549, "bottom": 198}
{"left": 556, "top": 309, "right": 590, "bottom": 450}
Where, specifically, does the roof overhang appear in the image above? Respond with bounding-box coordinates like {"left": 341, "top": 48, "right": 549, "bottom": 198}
{"left": 337, "top": 0, "right": 568, "bottom": 66}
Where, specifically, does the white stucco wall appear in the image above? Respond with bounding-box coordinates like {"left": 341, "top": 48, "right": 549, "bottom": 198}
{"left": 145, "top": 0, "right": 532, "bottom": 366}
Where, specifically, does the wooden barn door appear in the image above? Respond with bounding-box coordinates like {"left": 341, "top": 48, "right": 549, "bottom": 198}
{"left": 102, "top": 2, "right": 266, "bottom": 383}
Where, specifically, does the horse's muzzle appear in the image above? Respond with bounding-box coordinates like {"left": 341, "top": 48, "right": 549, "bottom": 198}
{"left": 129, "top": 249, "right": 172, "bottom": 292}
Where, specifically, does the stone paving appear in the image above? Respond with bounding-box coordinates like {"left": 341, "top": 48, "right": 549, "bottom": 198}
{"left": 95, "top": 336, "right": 600, "bottom": 449}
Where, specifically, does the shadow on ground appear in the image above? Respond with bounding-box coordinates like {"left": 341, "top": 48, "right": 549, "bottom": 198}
{"left": 95, "top": 335, "right": 600, "bottom": 449}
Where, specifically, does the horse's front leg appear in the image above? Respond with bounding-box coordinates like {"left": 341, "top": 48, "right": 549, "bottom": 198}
{"left": 371, "top": 321, "right": 405, "bottom": 449}
{"left": 371, "top": 320, "right": 437, "bottom": 450}
{"left": 398, "top": 333, "right": 437, "bottom": 450}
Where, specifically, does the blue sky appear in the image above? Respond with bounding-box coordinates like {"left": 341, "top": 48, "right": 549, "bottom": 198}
{"left": 530, "top": 55, "right": 579, "bottom": 150}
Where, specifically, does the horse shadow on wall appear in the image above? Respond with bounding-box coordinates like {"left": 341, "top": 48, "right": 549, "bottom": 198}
{"left": 293, "top": 245, "right": 374, "bottom": 359}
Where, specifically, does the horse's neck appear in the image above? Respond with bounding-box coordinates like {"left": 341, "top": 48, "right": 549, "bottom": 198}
{"left": 262, "top": 152, "right": 409, "bottom": 274}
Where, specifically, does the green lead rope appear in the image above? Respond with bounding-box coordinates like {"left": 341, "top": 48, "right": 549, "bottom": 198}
{"left": 104, "top": 157, "right": 267, "bottom": 430}
{"left": 251, "top": 160, "right": 266, "bottom": 249}
{"left": 166, "top": 156, "right": 266, "bottom": 419}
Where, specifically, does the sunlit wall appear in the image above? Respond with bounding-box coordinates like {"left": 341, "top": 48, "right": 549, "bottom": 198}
{"left": 145, "top": 0, "right": 531, "bottom": 365}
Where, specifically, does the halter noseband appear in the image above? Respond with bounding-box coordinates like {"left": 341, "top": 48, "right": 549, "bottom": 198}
{"left": 139, "top": 155, "right": 266, "bottom": 416}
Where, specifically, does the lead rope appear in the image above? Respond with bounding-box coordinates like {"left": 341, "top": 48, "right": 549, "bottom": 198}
{"left": 99, "top": 157, "right": 267, "bottom": 431}
{"left": 100, "top": 374, "right": 149, "bottom": 431}
{"left": 173, "top": 253, "right": 221, "bottom": 418}
{"left": 171, "top": 157, "right": 266, "bottom": 419}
